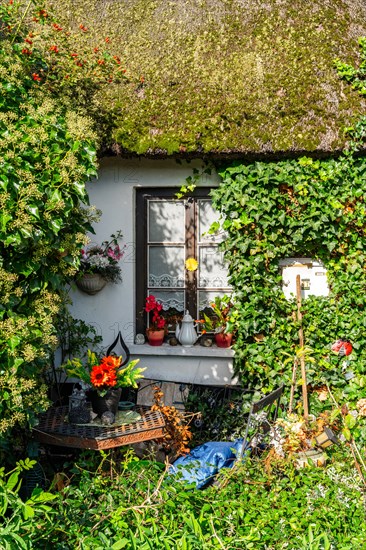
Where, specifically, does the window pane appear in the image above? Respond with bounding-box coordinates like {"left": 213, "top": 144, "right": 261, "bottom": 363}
{"left": 198, "top": 246, "right": 230, "bottom": 288}
{"left": 148, "top": 246, "right": 185, "bottom": 287}
{"left": 198, "top": 290, "right": 228, "bottom": 317}
{"left": 148, "top": 200, "right": 185, "bottom": 242}
{"left": 198, "top": 199, "right": 224, "bottom": 243}
{"left": 149, "top": 290, "right": 185, "bottom": 313}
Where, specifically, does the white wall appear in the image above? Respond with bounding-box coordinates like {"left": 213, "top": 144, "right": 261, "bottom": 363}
{"left": 69, "top": 157, "right": 237, "bottom": 386}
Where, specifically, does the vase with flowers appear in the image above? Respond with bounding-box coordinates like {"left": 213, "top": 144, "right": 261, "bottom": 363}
{"left": 76, "top": 231, "right": 124, "bottom": 294}
{"left": 64, "top": 350, "right": 145, "bottom": 419}
{"left": 198, "top": 295, "right": 234, "bottom": 348}
{"left": 144, "top": 295, "right": 167, "bottom": 346}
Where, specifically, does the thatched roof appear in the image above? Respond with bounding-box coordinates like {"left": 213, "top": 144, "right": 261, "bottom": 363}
{"left": 47, "top": 0, "right": 366, "bottom": 157}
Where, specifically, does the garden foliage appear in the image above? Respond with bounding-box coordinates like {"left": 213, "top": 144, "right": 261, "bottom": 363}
{"left": 0, "top": 0, "right": 123, "bottom": 445}
{"left": 209, "top": 39, "right": 366, "bottom": 439}
{"left": 1, "top": 448, "right": 363, "bottom": 549}
{"left": 211, "top": 153, "right": 366, "bottom": 431}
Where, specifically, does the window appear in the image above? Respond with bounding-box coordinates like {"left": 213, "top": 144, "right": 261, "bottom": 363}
{"left": 135, "top": 188, "right": 231, "bottom": 333}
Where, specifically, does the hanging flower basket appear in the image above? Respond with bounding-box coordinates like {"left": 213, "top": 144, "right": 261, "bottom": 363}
{"left": 76, "top": 273, "right": 107, "bottom": 295}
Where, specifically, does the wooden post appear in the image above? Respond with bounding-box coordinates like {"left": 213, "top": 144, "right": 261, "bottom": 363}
{"left": 288, "top": 358, "right": 298, "bottom": 414}
{"left": 296, "top": 275, "right": 309, "bottom": 420}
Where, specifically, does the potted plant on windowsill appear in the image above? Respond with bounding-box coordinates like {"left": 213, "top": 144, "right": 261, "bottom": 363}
{"left": 76, "top": 231, "right": 124, "bottom": 295}
{"left": 199, "top": 295, "right": 234, "bottom": 348}
{"left": 144, "top": 295, "right": 167, "bottom": 346}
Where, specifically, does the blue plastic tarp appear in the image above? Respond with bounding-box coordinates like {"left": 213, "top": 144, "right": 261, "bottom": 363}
{"left": 170, "top": 438, "right": 247, "bottom": 489}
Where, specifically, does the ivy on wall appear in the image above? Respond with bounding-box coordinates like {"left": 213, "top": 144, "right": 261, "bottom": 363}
{"left": 211, "top": 154, "right": 366, "bottom": 418}
{"left": 208, "top": 38, "right": 366, "bottom": 426}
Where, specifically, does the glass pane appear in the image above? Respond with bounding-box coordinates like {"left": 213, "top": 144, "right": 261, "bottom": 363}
{"left": 198, "top": 290, "right": 228, "bottom": 318}
{"left": 148, "top": 200, "right": 185, "bottom": 243}
{"left": 198, "top": 246, "right": 230, "bottom": 288}
{"left": 148, "top": 290, "right": 185, "bottom": 313}
{"left": 148, "top": 246, "right": 185, "bottom": 287}
{"left": 198, "top": 199, "right": 224, "bottom": 243}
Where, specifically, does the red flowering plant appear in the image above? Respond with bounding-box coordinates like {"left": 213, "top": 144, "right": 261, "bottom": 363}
{"left": 65, "top": 350, "right": 145, "bottom": 396}
{"left": 145, "top": 295, "right": 167, "bottom": 332}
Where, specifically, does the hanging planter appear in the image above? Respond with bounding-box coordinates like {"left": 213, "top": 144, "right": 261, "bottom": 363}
{"left": 76, "top": 231, "right": 125, "bottom": 294}
{"left": 76, "top": 273, "right": 107, "bottom": 295}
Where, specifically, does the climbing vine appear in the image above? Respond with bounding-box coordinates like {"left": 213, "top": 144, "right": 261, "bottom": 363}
{"left": 211, "top": 155, "right": 366, "bottom": 410}
{"left": 0, "top": 0, "right": 126, "bottom": 446}
{"left": 210, "top": 158, "right": 366, "bottom": 434}
{"left": 209, "top": 38, "right": 366, "bottom": 427}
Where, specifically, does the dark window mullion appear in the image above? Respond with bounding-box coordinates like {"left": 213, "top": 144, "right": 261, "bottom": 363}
{"left": 185, "top": 199, "right": 197, "bottom": 317}
{"left": 136, "top": 192, "right": 148, "bottom": 334}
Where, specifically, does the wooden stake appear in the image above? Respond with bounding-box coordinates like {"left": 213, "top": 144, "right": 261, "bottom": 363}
{"left": 289, "top": 358, "right": 298, "bottom": 414}
{"left": 296, "top": 275, "right": 309, "bottom": 420}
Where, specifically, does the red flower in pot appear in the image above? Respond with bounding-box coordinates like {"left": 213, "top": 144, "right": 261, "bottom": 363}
{"left": 145, "top": 295, "right": 167, "bottom": 345}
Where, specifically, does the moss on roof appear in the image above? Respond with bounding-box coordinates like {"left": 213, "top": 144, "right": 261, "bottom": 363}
{"left": 46, "top": 0, "right": 366, "bottom": 156}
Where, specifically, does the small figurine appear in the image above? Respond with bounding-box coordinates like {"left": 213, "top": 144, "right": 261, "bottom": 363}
{"left": 135, "top": 333, "right": 146, "bottom": 345}
{"left": 101, "top": 411, "right": 115, "bottom": 425}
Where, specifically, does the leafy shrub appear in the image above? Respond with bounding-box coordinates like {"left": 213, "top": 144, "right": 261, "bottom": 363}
{"left": 0, "top": 458, "right": 56, "bottom": 549}
{"left": 8, "top": 446, "right": 364, "bottom": 549}
{"left": 0, "top": 1, "right": 125, "bottom": 447}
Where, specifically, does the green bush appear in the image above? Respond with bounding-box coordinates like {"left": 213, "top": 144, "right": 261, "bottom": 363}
{"left": 3, "top": 447, "right": 363, "bottom": 549}
{"left": 0, "top": 1, "right": 123, "bottom": 446}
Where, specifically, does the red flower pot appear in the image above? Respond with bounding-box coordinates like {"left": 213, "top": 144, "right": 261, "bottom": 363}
{"left": 146, "top": 329, "right": 165, "bottom": 346}
{"left": 214, "top": 332, "right": 233, "bottom": 348}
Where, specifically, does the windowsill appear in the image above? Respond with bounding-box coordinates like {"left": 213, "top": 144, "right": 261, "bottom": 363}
{"left": 129, "top": 343, "right": 235, "bottom": 358}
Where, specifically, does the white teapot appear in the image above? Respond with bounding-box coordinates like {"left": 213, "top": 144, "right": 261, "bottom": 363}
{"left": 175, "top": 310, "right": 198, "bottom": 347}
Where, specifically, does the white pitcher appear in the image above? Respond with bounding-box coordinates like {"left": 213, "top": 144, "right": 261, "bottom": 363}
{"left": 175, "top": 310, "right": 198, "bottom": 347}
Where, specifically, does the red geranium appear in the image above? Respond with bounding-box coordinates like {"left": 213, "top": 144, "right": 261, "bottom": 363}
{"left": 145, "top": 295, "right": 166, "bottom": 331}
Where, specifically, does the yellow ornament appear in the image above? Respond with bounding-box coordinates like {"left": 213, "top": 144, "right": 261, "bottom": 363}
{"left": 185, "top": 257, "right": 198, "bottom": 271}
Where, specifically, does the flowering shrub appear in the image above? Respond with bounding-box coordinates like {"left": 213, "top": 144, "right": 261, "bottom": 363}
{"left": 64, "top": 350, "right": 145, "bottom": 396}
{"left": 0, "top": 1, "right": 129, "bottom": 446}
{"left": 79, "top": 231, "right": 124, "bottom": 283}
{"left": 145, "top": 295, "right": 166, "bottom": 331}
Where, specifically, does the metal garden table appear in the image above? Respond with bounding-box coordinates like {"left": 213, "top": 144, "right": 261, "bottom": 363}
{"left": 32, "top": 405, "right": 165, "bottom": 450}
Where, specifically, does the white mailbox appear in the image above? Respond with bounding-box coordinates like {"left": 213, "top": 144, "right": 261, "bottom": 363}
{"left": 279, "top": 258, "right": 329, "bottom": 300}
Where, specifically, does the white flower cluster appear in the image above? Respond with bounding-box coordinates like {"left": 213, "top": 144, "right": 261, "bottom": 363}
{"left": 268, "top": 424, "right": 286, "bottom": 457}
{"left": 87, "top": 256, "right": 110, "bottom": 268}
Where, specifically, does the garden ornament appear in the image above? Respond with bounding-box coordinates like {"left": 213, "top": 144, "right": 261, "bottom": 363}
{"left": 175, "top": 310, "right": 198, "bottom": 347}
{"left": 331, "top": 339, "right": 353, "bottom": 357}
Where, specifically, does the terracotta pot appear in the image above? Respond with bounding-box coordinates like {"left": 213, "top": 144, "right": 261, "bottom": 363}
{"left": 146, "top": 329, "right": 165, "bottom": 346}
{"left": 76, "top": 274, "right": 107, "bottom": 295}
{"left": 214, "top": 332, "right": 233, "bottom": 348}
{"left": 89, "top": 388, "right": 122, "bottom": 417}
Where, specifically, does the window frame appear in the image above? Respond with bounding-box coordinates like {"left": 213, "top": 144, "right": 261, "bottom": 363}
{"left": 135, "top": 187, "right": 229, "bottom": 334}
